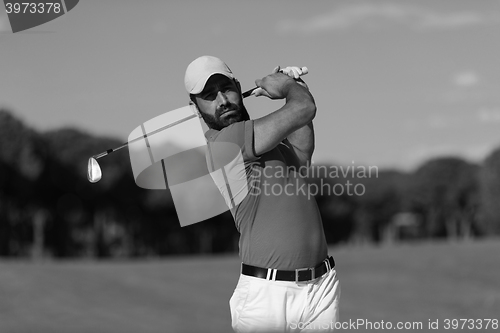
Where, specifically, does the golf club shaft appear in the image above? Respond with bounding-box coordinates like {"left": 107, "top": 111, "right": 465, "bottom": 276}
{"left": 92, "top": 142, "right": 129, "bottom": 160}
{"left": 92, "top": 113, "right": 197, "bottom": 160}
{"left": 242, "top": 87, "right": 257, "bottom": 98}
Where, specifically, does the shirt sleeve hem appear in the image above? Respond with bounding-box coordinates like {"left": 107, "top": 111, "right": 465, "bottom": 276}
{"left": 245, "top": 120, "right": 260, "bottom": 160}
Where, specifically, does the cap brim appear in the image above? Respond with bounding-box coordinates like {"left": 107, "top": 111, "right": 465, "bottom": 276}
{"left": 189, "top": 72, "right": 233, "bottom": 95}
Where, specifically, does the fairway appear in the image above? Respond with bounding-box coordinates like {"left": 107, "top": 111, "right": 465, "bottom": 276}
{"left": 1, "top": 239, "right": 499, "bottom": 333}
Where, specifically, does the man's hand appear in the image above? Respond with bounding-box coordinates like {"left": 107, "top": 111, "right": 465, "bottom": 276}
{"left": 252, "top": 66, "right": 309, "bottom": 98}
{"left": 252, "top": 64, "right": 316, "bottom": 157}
{"left": 280, "top": 66, "right": 309, "bottom": 91}
{"left": 253, "top": 66, "right": 295, "bottom": 99}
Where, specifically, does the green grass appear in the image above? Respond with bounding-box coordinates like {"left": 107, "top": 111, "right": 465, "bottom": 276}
{"left": 1, "top": 239, "right": 499, "bottom": 333}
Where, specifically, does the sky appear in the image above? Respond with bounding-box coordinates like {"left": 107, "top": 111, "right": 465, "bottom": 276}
{"left": 1, "top": 0, "right": 499, "bottom": 171}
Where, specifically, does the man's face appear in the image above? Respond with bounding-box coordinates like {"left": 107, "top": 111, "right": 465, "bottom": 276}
{"left": 193, "top": 74, "right": 249, "bottom": 130}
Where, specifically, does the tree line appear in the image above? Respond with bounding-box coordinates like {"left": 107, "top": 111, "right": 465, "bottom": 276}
{"left": 0, "top": 108, "right": 499, "bottom": 258}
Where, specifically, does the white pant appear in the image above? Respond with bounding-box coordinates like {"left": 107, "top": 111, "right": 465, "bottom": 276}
{"left": 230, "top": 268, "right": 340, "bottom": 333}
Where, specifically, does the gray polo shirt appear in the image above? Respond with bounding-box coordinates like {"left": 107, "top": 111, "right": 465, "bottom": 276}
{"left": 205, "top": 120, "right": 328, "bottom": 270}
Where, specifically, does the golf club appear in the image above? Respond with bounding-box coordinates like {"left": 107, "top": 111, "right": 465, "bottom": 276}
{"left": 87, "top": 67, "right": 308, "bottom": 183}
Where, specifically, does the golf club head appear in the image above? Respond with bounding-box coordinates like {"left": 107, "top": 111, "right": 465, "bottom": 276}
{"left": 87, "top": 157, "right": 102, "bottom": 183}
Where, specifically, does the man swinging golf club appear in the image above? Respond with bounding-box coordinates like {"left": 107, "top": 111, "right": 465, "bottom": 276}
{"left": 185, "top": 56, "right": 340, "bottom": 333}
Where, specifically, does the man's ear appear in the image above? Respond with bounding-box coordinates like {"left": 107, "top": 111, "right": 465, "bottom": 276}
{"left": 234, "top": 79, "right": 242, "bottom": 94}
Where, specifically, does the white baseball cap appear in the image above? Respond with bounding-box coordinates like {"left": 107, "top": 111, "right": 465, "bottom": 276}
{"left": 184, "top": 55, "right": 235, "bottom": 95}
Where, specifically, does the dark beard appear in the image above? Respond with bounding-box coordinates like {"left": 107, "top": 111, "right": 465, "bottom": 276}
{"left": 201, "top": 102, "right": 250, "bottom": 131}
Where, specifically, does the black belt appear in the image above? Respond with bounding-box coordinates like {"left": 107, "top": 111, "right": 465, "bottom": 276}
{"left": 241, "top": 256, "right": 335, "bottom": 282}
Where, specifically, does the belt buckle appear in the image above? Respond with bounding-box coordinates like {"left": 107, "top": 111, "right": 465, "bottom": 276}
{"left": 295, "top": 267, "right": 315, "bottom": 282}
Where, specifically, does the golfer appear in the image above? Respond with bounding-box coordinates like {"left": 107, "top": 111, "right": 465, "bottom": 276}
{"left": 184, "top": 56, "right": 340, "bottom": 333}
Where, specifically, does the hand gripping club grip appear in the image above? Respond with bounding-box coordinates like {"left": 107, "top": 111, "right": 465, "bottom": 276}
{"left": 242, "top": 66, "right": 309, "bottom": 98}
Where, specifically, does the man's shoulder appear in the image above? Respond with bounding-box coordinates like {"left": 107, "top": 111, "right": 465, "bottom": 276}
{"left": 204, "top": 120, "right": 253, "bottom": 143}
{"left": 205, "top": 120, "right": 259, "bottom": 163}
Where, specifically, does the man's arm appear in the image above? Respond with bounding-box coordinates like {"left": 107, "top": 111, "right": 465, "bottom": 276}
{"left": 284, "top": 74, "right": 315, "bottom": 166}
{"left": 286, "top": 121, "right": 314, "bottom": 167}
{"left": 252, "top": 71, "right": 316, "bottom": 157}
